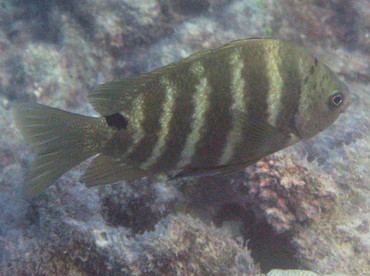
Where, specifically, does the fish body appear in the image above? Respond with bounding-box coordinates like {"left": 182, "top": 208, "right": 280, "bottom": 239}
{"left": 13, "top": 38, "right": 350, "bottom": 198}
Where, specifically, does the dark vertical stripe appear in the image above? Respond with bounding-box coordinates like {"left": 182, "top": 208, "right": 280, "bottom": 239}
{"left": 243, "top": 43, "right": 271, "bottom": 123}
{"left": 148, "top": 61, "right": 199, "bottom": 172}
{"left": 176, "top": 60, "right": 212, "bottom": 168}
{"left": 188, "top": 49, "right": 234, "bottom": 168}
{"left": 274, "top": 42, "right": 304, "bottom": 133}
{"left": 232, "top": 40, "right": 272, "bottom": 162}
{"left": 127, "top": 79, "right": 166, "bottom": 164}
{"left": 140, "top": 75, "right": 177, "bottom": 169}
{"left": 218, "top": 48, "right": 248, "bottom": 165}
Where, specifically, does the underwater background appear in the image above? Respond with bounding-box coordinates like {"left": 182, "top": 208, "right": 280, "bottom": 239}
{"left": 0, "top": 0, "right": 369, "bottom": 275}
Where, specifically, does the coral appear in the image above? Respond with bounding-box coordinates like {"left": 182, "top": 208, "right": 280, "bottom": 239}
{"left": 178, "top": 152, "right": 338, "bottom": 272}
{"left": 96, "top": 214, "right": 259, "bottom": 275}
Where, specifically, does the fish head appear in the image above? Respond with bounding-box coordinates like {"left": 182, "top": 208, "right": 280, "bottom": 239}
{"left": 295, "top": 64, "right": 351, "bottom": 140}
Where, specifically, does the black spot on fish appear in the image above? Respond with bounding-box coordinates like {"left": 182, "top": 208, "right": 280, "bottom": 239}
{"left": 309, "top": 65, "right": 315, "bottom": 75}
{"left": 105, "top": 113, "right": 128, "bottom": 130}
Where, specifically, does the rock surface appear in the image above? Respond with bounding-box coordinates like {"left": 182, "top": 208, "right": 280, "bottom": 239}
{"left": 0, "top": 0, "right": 369, "bottom": 275}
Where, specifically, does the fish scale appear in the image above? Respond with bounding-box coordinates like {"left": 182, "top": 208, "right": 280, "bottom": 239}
{"left": 149, "top": 68, "right": 196, "bottom": 172}
{"left": 13, "top": 38, "right": 351, "bottom": 198}
{"left": 141, "top": 76, "right": 178, "bottom": 170}
{"left": 127, "top": 78, "right": 166, "bottom": 164}
{"left": 219, "top": 48, "right": 247, "bottom": 165}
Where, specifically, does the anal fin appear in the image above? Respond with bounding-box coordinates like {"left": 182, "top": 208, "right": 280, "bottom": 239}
{"left": 80, "top": 154, "right": 149, "bottom": 186}
{"left": 171, "top": 160, "right": 259, "bottom": 180}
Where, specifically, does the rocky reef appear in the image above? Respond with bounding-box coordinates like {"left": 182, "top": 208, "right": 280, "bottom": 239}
{"left": 0, "top": 0, "right": 369, "bottom": 275}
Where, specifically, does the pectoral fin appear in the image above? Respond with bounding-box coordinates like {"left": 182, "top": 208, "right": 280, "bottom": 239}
{"left": 232, "top": 109, "right": 292, "bottom": 152}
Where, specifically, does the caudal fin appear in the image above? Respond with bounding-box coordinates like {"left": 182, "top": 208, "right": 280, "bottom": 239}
{"left": 13, "top": 103, "right": 109, "bottom": 199}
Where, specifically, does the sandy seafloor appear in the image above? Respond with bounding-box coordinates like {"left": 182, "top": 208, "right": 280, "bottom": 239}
{"left": 0, "top": 0, "right": 369, "bottom": 275}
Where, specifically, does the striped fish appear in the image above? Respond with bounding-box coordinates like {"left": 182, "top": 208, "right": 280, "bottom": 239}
{"left": 13, "top": 38, "right": 350, "bottom": 199}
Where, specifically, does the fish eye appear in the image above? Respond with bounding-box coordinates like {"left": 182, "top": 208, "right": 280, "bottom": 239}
{"left": 329, "top": 91, "right": 344, "bottom": 108}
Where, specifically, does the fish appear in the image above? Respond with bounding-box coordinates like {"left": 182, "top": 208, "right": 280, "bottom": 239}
{"left": 13, "top": 38, "right": 350, "bottom": 199}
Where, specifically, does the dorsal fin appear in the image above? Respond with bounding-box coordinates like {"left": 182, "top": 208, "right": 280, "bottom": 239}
{"left": 88, "top": 55, "right": 214, "bottom": 117}
{"left": 88, "top": 38, "right": 276, "bottom": 117}
{"left": 88, "top": 66, "right": 176, "bottom": 117}
{"left": 88, "top": 77, "right": 146, "bottom": 116}
{"left": 88, "top": 68, "right": 171, "bottom": 117}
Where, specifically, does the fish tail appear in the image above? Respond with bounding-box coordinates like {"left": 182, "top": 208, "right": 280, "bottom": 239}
{"left": 13, "top": 103, "right": 112, "bottom": 199}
